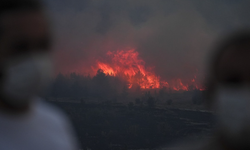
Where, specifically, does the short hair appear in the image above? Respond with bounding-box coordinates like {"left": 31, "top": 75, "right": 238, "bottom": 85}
{"left": 210, "top": 29, "right": 250, "bottom": 77}
{"left": 205, "top": 29, "right": 250, "bottom": 107}
{"left": 0, "top": 0, "right": 44, "bottom": 37}
{"left": 0, "top": 0, "right": 43, "bottom": 15}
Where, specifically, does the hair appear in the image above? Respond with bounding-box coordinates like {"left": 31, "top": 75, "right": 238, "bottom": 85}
{"left": 0, "top": 0, "right": 43, "bottom": 14}
{"left": 205, "top": 29, "right": 250, "bottom": 107}
{"left": 210, "top": 30, "right": 250, "bottom": 77}
{"left": 0, "top": 0, "right": 44, "bottom": 38}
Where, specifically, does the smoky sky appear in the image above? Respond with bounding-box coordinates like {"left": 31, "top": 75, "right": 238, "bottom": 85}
{"left": 43, "top": 0, "right": 250, "bottom": 81}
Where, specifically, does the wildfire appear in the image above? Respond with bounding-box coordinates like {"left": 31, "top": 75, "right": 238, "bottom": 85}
{"left": 92, "top": 49, "right": 201, "bottom": 91}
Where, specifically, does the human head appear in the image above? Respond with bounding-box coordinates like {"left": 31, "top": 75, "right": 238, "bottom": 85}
{"left": 206, "top": 30, "right": 250, "bottom": 105}
{"left": 0, "top": 0, "right": 50, "bottom": 58}
{"left": 206, "top": 29, "right": 250, "bottom": 149}
{"left": 0, "top": 0, "right": 52, "bottom": 111}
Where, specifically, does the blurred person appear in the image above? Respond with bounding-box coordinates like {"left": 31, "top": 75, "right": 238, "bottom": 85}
{"left": 204, "top": 30, "right": 250, "bottom": 150}
{"left": 0, "top": 0, "right": 78, "bottom": 150}
{"left": 161, "top": 30, "right": 250, "bottom": 150}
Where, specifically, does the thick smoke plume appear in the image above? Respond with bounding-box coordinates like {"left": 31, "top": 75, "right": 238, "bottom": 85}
{"left": 43, "top": 0, "right": 250, "bottom": 84}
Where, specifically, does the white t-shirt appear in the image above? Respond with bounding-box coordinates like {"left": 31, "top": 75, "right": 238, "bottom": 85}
{"left": 0, "top": 98, "right": 78, "bottom": 150}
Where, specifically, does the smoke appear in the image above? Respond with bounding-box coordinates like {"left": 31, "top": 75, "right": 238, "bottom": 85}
{"left": 43, "top": 0, "right": 250, "bottom": 83}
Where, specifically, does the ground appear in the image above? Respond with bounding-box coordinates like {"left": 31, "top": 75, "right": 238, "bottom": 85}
{"left": 49, "top": 101, "right": 215, "bottom": 150}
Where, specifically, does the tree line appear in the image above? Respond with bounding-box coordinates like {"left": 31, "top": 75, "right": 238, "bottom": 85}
{"left": 48, "top": 69, "right": 130, "bottom": 100}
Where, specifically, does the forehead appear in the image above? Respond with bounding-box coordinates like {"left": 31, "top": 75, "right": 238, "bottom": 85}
{"left": 1, "top": 11, "right": 49, "bottom": 37}
{"left": 217, "top": 46, "right": 250, "bottom": 80}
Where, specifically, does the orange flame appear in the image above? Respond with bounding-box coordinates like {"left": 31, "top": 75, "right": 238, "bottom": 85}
{"left": 92, "top": 49, "right": 201, "bottom": 91}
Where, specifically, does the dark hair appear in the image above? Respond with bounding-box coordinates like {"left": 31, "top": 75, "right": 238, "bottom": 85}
{"left": 0, "top": 0, "right": 43, "bottom": 14}
{"left": 0, "top": 0, "right": 43, "bottom": 37}
{"left": 211, "top": 30, "right": 250, "bottom": 77}
{"left": 0, "top": 0, "right": 43, "bottom": 17}
{"left": 205, "top": 29, "right": 250, "bottom": 107}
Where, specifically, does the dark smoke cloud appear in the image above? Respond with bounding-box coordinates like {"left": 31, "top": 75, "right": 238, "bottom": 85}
{"left": 43, "top": 0, "right": 250, "bottom": 82}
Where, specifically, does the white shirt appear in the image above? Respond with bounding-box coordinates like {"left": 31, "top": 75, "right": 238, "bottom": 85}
{"left": 0, "top": 98, "right": 78, "bottom": 150}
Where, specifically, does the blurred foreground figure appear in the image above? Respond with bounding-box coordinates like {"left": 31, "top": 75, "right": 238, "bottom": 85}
{"left": 205, "top": 30, "right": 250, "bottom": 150}
{"left": 162, "top": 30, "right": 250, "bottom": 150}
{"left": 0, "top": 0, "right": 78, "bottom": 150}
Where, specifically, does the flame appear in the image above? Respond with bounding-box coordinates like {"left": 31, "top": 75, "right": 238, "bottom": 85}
{"left": 92, "top": 49, "right": 201, "bottom": 91}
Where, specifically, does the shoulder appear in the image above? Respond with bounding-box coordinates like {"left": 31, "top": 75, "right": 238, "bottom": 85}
{"left": 32, "top": 98, "right": 79, "bottom": 149}
{"left": 33, "top": 97, "right": 72, "bottom": 129}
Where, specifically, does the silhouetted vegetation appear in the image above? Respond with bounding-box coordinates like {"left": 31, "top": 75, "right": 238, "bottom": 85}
{"left": 48, "top": 70, "right": 129, "bottom": 100}
{"left": 128, "top": 102, "right": 134, "bottom": 109}
{"left": 192, "top": 90, "right": 204, "bottom": 105}
{"left": 167, "top": 99, "right": 173, "bottom": 105}
{"left": 147, "top": 96, "right": 155, "bottom": 108}
{"left": 135, "top": 98, "right": 141, "bottom": 105}
{"left": 48, "top": 70, "right": 204, "bottom": 106}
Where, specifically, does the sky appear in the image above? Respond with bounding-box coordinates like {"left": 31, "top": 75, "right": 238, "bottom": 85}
{"left": 42, "top": 0, "right": 250, "bottom": 82}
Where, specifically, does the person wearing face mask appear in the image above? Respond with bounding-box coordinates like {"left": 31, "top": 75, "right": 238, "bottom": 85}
{"left": 160, "top": 30, "right": 250, "bottom": 150}
{"left": 0, "top": 0, "right": 78, "bottom": 150}
{"left": 204, "top": 30, "right": 250, "bottom": 150}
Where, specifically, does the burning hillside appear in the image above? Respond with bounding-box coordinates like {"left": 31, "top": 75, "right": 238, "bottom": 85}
{"left": 92, "top": 49, "right": 202, "bottom": 91}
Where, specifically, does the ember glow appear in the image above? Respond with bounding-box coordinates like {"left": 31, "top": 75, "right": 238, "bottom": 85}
{"left": 92, "top": 49, "right": 201, "bottom": 91}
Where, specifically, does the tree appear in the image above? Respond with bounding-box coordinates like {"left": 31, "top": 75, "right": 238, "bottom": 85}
{"left": 167, "top": 99, "right": 172, "bottom": 105}
{"left": 92, "top": 69, "right": 109, "bottom": 99}
{"left": 135, "top": 98, "right": 141, "bottom": 105}
{"left": 51, "top": 73, "right": 70, "bottom": 98}
{"left": 192, "top": 90, "right": 203, "bottom": 105}
{"left": 128, "top": 102, "right": 134, "bottom": 109}
{"left": 147, "top": 96, "right": 155, "bottom": 108}
{"left": 122, "top": 85, "right": 129, "bottom": 99}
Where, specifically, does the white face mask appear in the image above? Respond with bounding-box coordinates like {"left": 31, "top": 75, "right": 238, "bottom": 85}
{"left": 2, "top": 54, "right": 53, "bottom": 106}
{"left": 214, "top": 86, "right": 250, "bottom": 140}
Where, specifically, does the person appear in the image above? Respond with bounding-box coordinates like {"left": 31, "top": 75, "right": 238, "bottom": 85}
{"left": 161, "top": 30, "right": 250, "bottom": 150}
{"left": 0, "top": 0, "right": 78, "bottom": 150}
{"left": 204, "top": 30, "right": 250, "bottom": 150}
